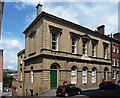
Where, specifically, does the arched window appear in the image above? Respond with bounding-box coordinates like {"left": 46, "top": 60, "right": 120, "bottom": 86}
{"left": 71, "top": 66, "right": 77, "bottom": 84}
{"left": 20, "top": 68, "right": 22, "bottom": 81}
{"left": 31, "top": 66, "right": 33, "bottom": 83}
{"left": 20, "top": 56, "right": 22, "bottom": 64}
{"left": 82, "top": 67, "right": 88, "bottom": 83}
{"left": 31, "top": 70, "right": 33, "bottom": 83}
{"left": 92, "top": 67, "right": 97, "bottom": 83}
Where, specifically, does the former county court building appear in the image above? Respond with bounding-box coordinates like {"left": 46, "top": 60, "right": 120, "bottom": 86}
{"left": 17, "top": 3, "right": 112, "bottom": 96}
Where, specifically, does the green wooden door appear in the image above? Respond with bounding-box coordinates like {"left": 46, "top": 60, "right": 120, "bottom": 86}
{"left": 104, "top": 72, "right": 106, "bottom": 80}
{"left": 50, "top": 70, "right": 57, "bottom": 88}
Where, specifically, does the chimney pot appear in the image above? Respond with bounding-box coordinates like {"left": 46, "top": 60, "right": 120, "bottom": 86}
{"left": 36, "top": 2, "right": 42, "bottom": 16}
{"left": 97, "top": 25, "right": 105, "bottom": 35}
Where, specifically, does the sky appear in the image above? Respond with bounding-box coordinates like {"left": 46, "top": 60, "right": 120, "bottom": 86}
{"left": 0, "top": 1, "right": 119, "bottom": 70}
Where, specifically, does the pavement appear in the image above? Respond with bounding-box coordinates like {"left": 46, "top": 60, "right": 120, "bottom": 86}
{"left": 40, "top": 86, "right": 99, "bottom": 96}
{"left": 81, "top": 86, "right": 99, "bottom": 91}
{"left": 0, "top": 92, "right": 12, "bottom": 97}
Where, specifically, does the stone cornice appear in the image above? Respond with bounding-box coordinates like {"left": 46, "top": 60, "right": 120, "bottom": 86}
{"left": 24, "top": 48, "right": 111, "bottom": 65}
{"left": 23, "top": 11, "right": 110, "bottom": 41}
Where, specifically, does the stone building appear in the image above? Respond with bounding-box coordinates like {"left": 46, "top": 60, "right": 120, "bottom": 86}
{"left": 17, "top": 3, "right": 112, "bottom": 96}
{"left": 111, "top": 33, "right": 120, "bottom": 83}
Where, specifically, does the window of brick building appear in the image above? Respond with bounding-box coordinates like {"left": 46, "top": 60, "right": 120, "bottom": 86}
{"left": 72, "top": 38, "right": 77, "bottom": 54}
{"left": 117, "top": 45, "right": 119, "bottom": 53}
{"left": 113, "top": 57, "right": 115, "bottom": 66}
{"left": 117, "top": 58, "right": 119, "bottom": 66}
{"left": 113, "top": 44, "right": 115, "bottom": 52}
{"left": 52, "top": 34, "right": 58, "bottom": 51}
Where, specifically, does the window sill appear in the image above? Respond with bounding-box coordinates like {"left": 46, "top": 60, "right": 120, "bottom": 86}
{"left": 112, "top": 78, "right": 116, "bottom": 80}
{"left": 112, "top": 65, "right": 116, "bottom": 66}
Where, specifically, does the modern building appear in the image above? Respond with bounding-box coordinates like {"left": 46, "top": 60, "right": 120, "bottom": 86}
{"left": 111, "top": 33, "right": 120, "bottom": 83}
{"left": 0, "top": 1, "right": 4, "bottom": 93}
{"left": 17, "top": 3, "right": 112, "bottom": 96}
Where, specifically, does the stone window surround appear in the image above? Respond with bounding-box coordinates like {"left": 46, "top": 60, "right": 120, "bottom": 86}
{"left": 71, "top": 66, "right": 77, "bottom": 84}
{"left": 82, "top": 67, "right": 88, "bottom": 84}
{"left": 31, "top": 70, "right": 33, "bottom": 83}
{"left": 83, "top": 41, "right": 87, "bottom": 56}
{"left": 20, "top": 68, "right": 22, "bottom": 81}
{"left": 52, "top": 34, "right": 58, "bottom": 51}
{"left": 92, "top": 44, "right": 96, "bottom": 57}
{"left": 103, "top": 42, "right": 109, "bottom": 59}
{"left": 49, "top": 26, "right": 110, "bottom": 60}
{"left": 91, "top": 39, "right": 98, "bottom": 57}
{"left": 20, "top": 56, "right": 23, "bottom": 64}
{"left": 92, "top": 67, "right": 97, "bottom": 83}
{"left": 113, "top": 70, "right": 116, "bottom": 79}
{"left": 49, "top": 25, "right": 62, "bottom": 51}
{"left": 31, "top": 66, "right": 34, "bottom": 83}
{"left": 72, "top": 38, "right": 77, "bottom": 54}
{"left": 70, "top": 32, "right": 100, "bottom": 57}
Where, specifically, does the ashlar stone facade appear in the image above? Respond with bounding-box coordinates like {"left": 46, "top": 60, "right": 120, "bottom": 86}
{"left": 17, "top": 4, "right": 112, "bottom": 96}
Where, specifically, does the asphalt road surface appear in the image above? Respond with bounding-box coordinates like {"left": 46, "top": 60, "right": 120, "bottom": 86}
{"left": 3, "top": 88, "right": 120, "bottom": 98}
{"left": 56, "top": 88, "right": 120, "bottom": 98}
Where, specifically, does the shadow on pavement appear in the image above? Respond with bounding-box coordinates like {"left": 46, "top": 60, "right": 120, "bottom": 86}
{"left": 82, "top": 88, "right": 120, "bottom": 98}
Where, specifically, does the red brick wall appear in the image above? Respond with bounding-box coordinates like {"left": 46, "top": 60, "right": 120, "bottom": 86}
{"left": 12, "top": 88, "right": 17, "bottom": 96}
{"left": 12, "top": 81, "right": 17, "bottom": 96}
{"left": 0, "top": 57, "right": 3, "bottom": 82}
{"left": 112, "top": 42, "right": 120, "bottom": 82}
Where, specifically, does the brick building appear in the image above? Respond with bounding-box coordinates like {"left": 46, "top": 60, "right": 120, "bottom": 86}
{"left": 0, "top": 49, "right": 3, "bottom": 92}
{"left": 17, "top": 4, "right": 112, "bottom": 96}
{"left": 12, "top": 80, "right": 17, "bottom": 96}
{"left": 111, "top": 33, "right": 120, "bottom": 83}
{"left": 0, "top": 1, "right": 4, "bottom": 93}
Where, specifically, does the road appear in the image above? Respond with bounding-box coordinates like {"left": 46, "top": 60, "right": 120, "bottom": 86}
{"left": 3, "top": 88, "right": 120, "bottom": 98}
{"left": 56, "top": 88, "right": 120, "bottom": 98}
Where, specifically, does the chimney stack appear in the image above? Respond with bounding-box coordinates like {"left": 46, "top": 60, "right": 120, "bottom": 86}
{"left": 97, "top": 25, "right": 105, "bottom": 35}
{"left": 113, "top": 33, "right": 120, "bottom": 40}
{"left": 36, "top": 2, "right": 42, "bottom": 16}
